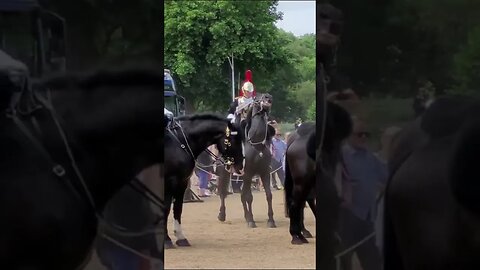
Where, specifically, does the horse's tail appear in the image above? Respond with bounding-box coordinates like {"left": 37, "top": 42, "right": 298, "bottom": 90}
{"left": 450, "top": 118, "right": 480, "bottom": 216}
{"left": 284, "top": 151, "right": 293, "bottom": 218}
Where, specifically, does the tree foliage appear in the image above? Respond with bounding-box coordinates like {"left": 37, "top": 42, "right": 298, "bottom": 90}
{"left": 334, "top": 0, "right": 480, "bottom": 97}
{"left": 42, "top": 0, "right": 315, "bottom": 121}
{"left": 40, "top": 0, "right": 161, "bottom": 70}
{"left": 164, "top": 0, "right": 314, "bottom": 120}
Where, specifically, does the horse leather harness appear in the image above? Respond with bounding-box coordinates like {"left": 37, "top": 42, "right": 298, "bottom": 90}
{"left": 166, "top": 118, "right": 238, "bottom": 171}
{"left": 245, "top": 97, "right": 271, "bottom": 158}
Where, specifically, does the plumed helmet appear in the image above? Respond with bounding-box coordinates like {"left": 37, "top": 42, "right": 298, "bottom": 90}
{"left": 242, "top": 81, "right": 254, "bottom": 92}
{"left": 239, "top": 69, "right": 256, "bottom": 96}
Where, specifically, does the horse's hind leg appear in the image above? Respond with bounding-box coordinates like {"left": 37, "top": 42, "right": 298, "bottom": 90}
{"left": 301, "top": 199, "right": 316, "bottom": 238}
{"left": 260, "top": 171, "right": 276, "bottom": 228}
{"left": 172, "top": 191, "right": 190, "bottom": 247}
{"left": 289, "top": 182, "right": 310, "bottom": 244}
{"left": 289, "top": 196, "right": 308, "bottom": 244}
{"left": 241, "top": 174, "right": 256, "bottom": 228}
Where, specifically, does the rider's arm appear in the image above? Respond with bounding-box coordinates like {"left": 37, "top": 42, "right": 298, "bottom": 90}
{"left": 164, "top": 108, "right": 173, "bottom": 117}
{"left": 228, "top": 100, "right": 238, "bottom": 114}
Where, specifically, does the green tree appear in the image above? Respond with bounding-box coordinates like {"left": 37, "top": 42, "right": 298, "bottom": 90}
{"left": 452, "top": 26, "right": 480, "bottom": 95}
{"left": 164, "top": 0, "right": 299, "bottom": 116}
{"left": 41, "top": 0, "right": 161, "bottom": 70}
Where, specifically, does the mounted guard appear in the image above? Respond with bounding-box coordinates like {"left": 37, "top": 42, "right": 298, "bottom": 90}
{"left": 228, "top": 70, "right": 256, "bottom": 126}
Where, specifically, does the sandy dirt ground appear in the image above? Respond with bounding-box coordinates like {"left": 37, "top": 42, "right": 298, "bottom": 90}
{"left": 164, "top": 189, "right": 316, "bottom": 269}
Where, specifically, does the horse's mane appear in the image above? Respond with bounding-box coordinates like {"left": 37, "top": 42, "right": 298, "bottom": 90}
{"left": 41, "top": 67, "right": 163, "bottom": 90}
{"left": 176, "top": 113, "right": 228, "bottom": 123}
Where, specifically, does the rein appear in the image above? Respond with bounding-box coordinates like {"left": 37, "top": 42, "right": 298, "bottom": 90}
{"left": 246, "top": 99, "right": 270, "bottom": 146}
{"left": 166, "top": 119, "right": 237, "bottom": 171}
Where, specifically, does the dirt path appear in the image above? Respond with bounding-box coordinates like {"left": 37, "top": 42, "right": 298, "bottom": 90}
{"left": 164, "top": 189, "right": 316, "bottom": 269}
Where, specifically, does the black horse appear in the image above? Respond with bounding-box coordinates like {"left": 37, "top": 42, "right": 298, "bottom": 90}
{"left": 383, "top": 96, "right": 480, "bottom": 270}
{"left": 284, "top": 122, "right": 316, "bottom": 244}
{"left": 0, "top": 68, "right": 162, "bottom": 270}
{"left": 217, "top": 93, "right": 276, "bottom": 228}
{"left": 164, "top": 114, "right": 244, "bottom": 248}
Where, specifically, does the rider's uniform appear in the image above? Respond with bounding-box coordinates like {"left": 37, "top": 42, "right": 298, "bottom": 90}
{"left": 164, "top": 108, "right": 174, "bottom": 128}
{"left": 228, "top": 70, "right": 256, "bottom": 125}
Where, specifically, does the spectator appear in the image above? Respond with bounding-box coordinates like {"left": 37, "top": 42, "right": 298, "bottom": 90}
{"left": 195, "top": 149, "right": 214, "bottom": 197}
{"left": 338, "top": 118, "right": 386, "bottom": 270}
{"left": 271, "top": 129, "right": 287, "bottom": 189}
{"left": 412, "top": 80, "right": 436, "bottom": 117}
{"left": 294, "top": 118, "right": 303, "bottom": 130}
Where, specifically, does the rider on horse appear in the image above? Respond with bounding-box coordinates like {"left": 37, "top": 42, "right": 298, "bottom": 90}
{"left": 228, "top": 70, "right": 256, "bottom": 126}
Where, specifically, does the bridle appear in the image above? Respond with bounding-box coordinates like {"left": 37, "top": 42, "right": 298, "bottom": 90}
{"left": 166, "top": 119, "right": 240, "bottom": 171}
{"left": 245, "top": 95, "right": 271, "bottom": 146}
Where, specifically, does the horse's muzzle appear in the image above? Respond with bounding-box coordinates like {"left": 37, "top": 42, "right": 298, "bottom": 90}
{"left": 261, "top": 100, "right": 272, "bottom": 108}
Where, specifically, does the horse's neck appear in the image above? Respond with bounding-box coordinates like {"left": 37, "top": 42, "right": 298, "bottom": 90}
{"left": 182, "top": 121, "right": 225, "bottom": 157}
{"left": 248, "top": 114, "right": 267, "bottom": 140}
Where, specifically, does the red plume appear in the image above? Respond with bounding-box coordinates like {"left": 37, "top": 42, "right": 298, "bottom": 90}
{"left": 239, "top": 69, "right": 256, "bottom": 97}
{"left": 245, "top": 70, "right": 252, "bottom": 82}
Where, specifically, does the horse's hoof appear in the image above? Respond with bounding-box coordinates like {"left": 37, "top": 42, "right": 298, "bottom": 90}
{"left": 176, "top": 239, "right": 191, "bottom": 247}
{"left": 291, "top": 235, "right": 308, "bottom": 245}
{"left": 218, "top": 213, "right": 226, "bottom": 222}
{"left": 165, "top": 240, "right": 175, "bottom": 249}
{"left": 302, "top": 229, "right": 313, "bottom": 238}
{"left": 267, "top": 220, "right": 276, "bottom": 228}
{"left": 248, "top": 221, "right": 257, "bottom": 228}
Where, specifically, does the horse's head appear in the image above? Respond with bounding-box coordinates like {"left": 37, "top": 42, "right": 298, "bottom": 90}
{"left": 318, "top": 4, "right": 343, "bottom": 47}
{"left": 318, "top": 4, "right": 343, "bottom": 70}
{"left": 216, "top": 121, "right": 244, "bottom": 175}
{"left": 251, "top": 93, "right": 273, "bottom": 116}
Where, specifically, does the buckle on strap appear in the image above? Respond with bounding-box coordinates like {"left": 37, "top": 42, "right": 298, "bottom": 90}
{"left": 53, "top": 164, "right": 66, "bottom": 177}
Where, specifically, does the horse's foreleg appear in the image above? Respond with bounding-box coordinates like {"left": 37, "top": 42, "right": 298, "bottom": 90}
{"left": 261, "top": 171, "right": 276, "bottom": 228}
{"left": 164, "top": 194, "right": 174, "bottom": 249}
{"left": 241, "top": 175, "right": 256, "bottom": 228}
{"left": 217, "top": 169, "right": 228, "bottom": 222}
{"left": 218, "top": 194, "right": 226, "bottom": 222}
{"left": 172, "top": 192, "right": 190, "bottom": 247}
